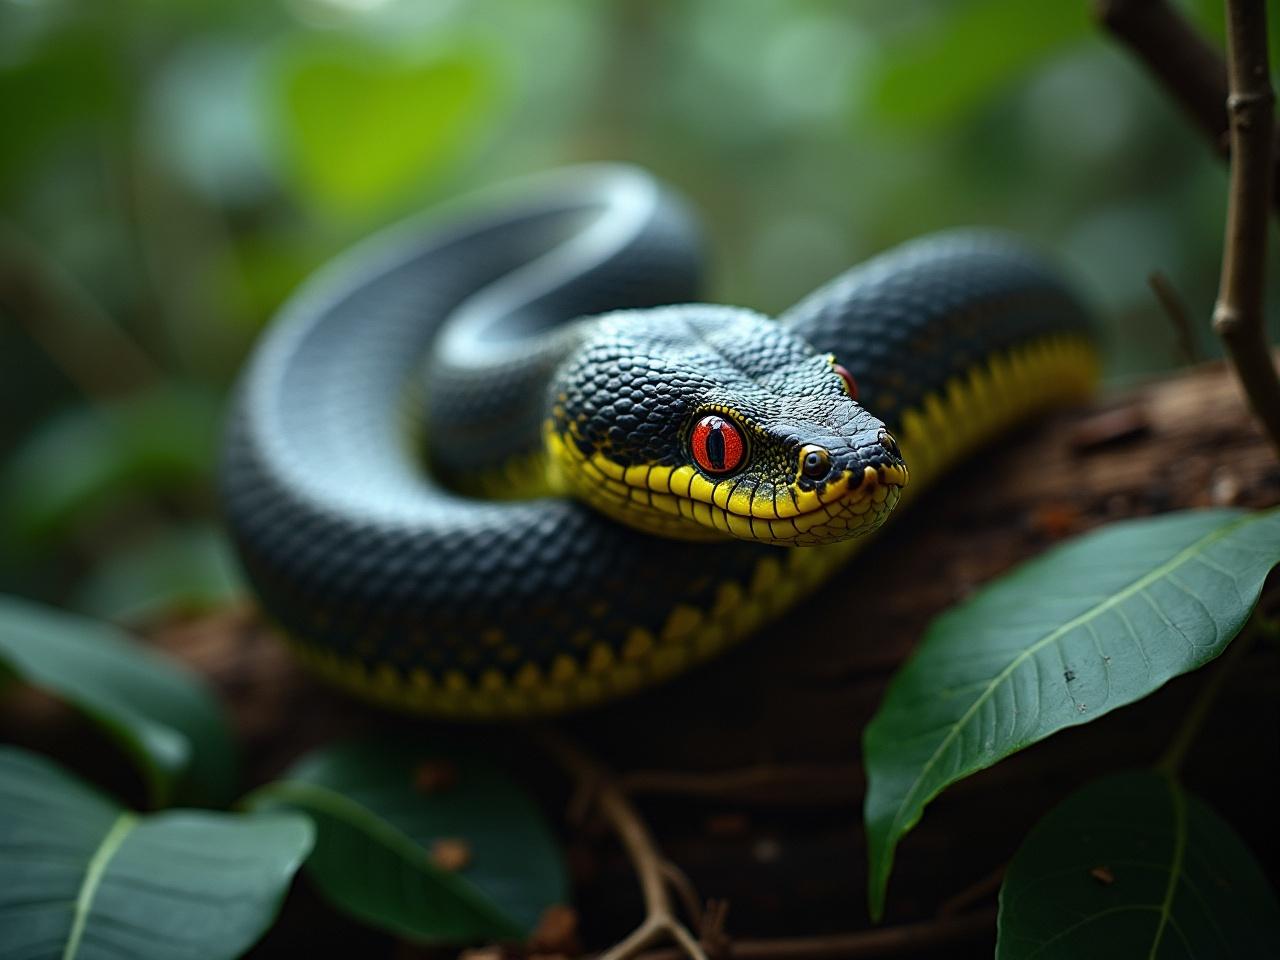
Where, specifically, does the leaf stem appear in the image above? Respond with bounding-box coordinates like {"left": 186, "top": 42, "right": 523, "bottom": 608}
{"left": 64, "top": 812, "right": 138, "bottom": 960}
{"left": 1158, "top": 614, "right": 1260, "bottom": 775}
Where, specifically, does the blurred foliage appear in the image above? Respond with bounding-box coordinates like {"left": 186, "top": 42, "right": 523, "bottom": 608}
{"left": 0, "top": 592, "right": 236, "bottom": 805}
{"left": 245, "top": 738, "right": 570, "bottom": 942}
{"left": 0, "top": 0, "right": 1276, "bottom": 611}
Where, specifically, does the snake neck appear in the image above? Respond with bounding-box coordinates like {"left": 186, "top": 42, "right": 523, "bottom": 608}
{"left": 421, "top": 171, "right": 705, "bottom": 492}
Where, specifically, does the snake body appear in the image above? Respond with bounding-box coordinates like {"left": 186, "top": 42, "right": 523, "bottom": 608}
{"left": 221, "top": 166, "right": 1097, "bottom": 717}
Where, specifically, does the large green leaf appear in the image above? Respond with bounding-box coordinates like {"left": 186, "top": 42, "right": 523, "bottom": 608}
{"left": 998, "top": 771, "right": 1280, "bottom": 958}
{"left": 869, "top": 0, "right": 1089, "bottom": 128}
{"left": 0, "top": 384, "right": 220, "bottom": 553}
{"left": 270, "top": 38, "right": 499, "bottom": 217}
{"left": 244, "top": 738, "right": 568, "bottom": 944}
{"left": 0, "top": 594, "right": 236, "bottom": 806}
{"left": 0, "top": 747, "right": 313, "bottom": 960}
{"left": 71, "top": 524, "right": 243, "bottom": 623}
{"left": 864, "top": 508, "right": 1280, "bottom": 919}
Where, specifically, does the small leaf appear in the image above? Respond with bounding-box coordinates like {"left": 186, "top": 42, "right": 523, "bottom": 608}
{"left": 0, "top": 747, "right": 313, "bottom": 960}
{"left": 997, "top": 771, "right": 1280, "bottom": 958}
{"left": 0, "top": 594, "right": 237, "bottom": 806}
{"left": 270, "top": 37, "right": 499, "bottom": 217}
{"left": 864, "top": 508, "right": 1280, "bottom": 919}
{"left": 71, "top": 524, "right": 243, "bottom": 623}
{"left": 869, "top": 0, "right": 1089, "bottom": 128}
{"left": 244, "top": 738, "right": 568, "bottom": 943}
{"left": 0, "top": 384, "right": 219, "bottom": 553}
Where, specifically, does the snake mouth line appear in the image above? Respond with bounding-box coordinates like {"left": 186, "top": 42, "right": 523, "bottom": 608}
{"left": 681, "top": 464, "right": 907, "bottom": 542}
{"left": 608, "top": 456, "right": 905, "bottom": 541}
{"left": 547, "top": 424, "right": 908, "bottom": 543}
{"left": 575, "top": 445, "right": 907, "bottom": 518}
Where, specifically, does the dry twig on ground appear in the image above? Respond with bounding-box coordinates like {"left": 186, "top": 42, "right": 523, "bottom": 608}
{"left": 536, "top": 728, "right": 709, "bottom": 960}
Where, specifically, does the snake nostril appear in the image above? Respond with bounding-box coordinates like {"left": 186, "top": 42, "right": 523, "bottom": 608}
{"left": 878, "top": 429, "right": 901, "bottom": 461}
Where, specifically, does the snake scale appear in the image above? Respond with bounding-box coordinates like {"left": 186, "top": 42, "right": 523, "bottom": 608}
{"left": 220, "top": 165, "right": 1097, "bottom": 718}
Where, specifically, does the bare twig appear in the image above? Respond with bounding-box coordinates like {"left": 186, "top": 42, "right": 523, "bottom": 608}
{"left": 536, "top": 728, "right": 709, "bottom": 960}
{"left": 1099, "top": 1, "right": 1280, "bottom": 453}
{"left": 1094, "top": 0, "right": 1280, "bottom": 213}
{"left": 936, "top": 862, "right": 1006, "bottom": 919}
{"left": 619, "top": 764, "right": 863, "bottom": 806}
{"left": 1147, "top": 271, "right": 1201, "bottom": 365}
{"left": 1212, "top": 0, "right": 1280, "bottom": 458}
{"left": 1094, "top": 0, "right": 1231, "bottom": 154}
{"left": 1159, "top": 610, "right": 1264, "bottom": 774}
{"left": 657, "top": 860, "right": 705, "bottom": 931}
{"left": 0, "top": 223, "right": 158, "bottom": 398}
{"left": 626, "top": 908, "right": 997, "bottom": 960}
{"left": 698, "top": 900, "right": 731, "bottom": 959}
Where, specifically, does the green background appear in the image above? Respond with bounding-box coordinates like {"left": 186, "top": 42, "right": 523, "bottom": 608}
{"left": 1, "top": 0, "right": 1274, "bottom": 611}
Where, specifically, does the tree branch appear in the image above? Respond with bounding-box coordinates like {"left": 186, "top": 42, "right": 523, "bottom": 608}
{"left": 0, "top": 223, "right": 159, "bottom": 399}
{"left": 1095, "top": 0, "right": 1229, "bottom": 151}
{"left": 618, "top": 764, "right": 864, "bottom": 806}
{"left": 1147, "top": 271, "right": 1202, "bottom": 365}
{"left": 1094, "top": 0, "right": 1280, "bottom": 214}
{"left": 627, "top": 909, "right": 997, "bottom": 960}
{"left": 1212, "top": 0, "right": 1280, "bottom": 457}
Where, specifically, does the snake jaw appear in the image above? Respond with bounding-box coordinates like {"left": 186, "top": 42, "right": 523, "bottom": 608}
{"left": 764, "top": 460, "right": 907, "bottom": 545}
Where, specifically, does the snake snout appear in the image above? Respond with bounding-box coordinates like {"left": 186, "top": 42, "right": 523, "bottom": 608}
{"left": 878, "top": 429, "right": 902, "bottom": 463}
{"left": 845, "top": 428, "right": 909, "bottom": 493}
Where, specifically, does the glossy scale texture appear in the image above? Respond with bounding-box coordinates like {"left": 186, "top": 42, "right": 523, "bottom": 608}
{"left": 220, "top": 166, "right": 1097, "bottom": 717}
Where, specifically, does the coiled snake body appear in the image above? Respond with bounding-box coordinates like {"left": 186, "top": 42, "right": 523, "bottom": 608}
{"left": 221, "top": 166, "right": 1097, "bottom": 717}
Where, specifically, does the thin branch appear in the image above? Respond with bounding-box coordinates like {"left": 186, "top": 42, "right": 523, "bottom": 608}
{"left": 1147, "top": 271, "right": 1202, "bottom": 365}
{"left": 625, "top": 909, "right": 997, "bottom": 960}
{"left": 1094, "top": 0, "right": 1231, "bottom": 153}
{"left": 1159, "top": 612, "right": 1262, "bottom": 774}
{"left": 658, "top": 860, "right": 705, "bottom": 930}
{"left": 619, "top": 764, "right": 864, "bottom": 806}
{"left": 0, "top": 223, "right": 159, "bottom": 399}
{"left": 536, "top": 728, "right": 709, "bottom": 960}
{"left": 1212, "top": 0, "right": 1280, "bottom": 458}
{"left": 936, "top": 862, "right": 1006, "bottom": 919}
{"left": 1094, "top": 0, "right": 1280, "bottom": 213}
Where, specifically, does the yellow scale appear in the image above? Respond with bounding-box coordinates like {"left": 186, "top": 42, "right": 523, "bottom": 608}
{"left": 288, "top": 333, "right": 1097, "bottom": 717}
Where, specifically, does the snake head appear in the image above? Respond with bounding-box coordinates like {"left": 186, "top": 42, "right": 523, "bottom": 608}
{"left": 547, "top": 304, "right": 908, "bottom": 545}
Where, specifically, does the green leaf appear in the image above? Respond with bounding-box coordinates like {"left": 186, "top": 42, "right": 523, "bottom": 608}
{"left": 244, "top": 738, "right": 568, "bottom": 943}
{"left": 997, "top": 771, "right": 1280, "bottom": 958}
{"left": 864, "top": 508, "right": 1280, "bottom": 919}
{"left": 869, "top": 0, "right": 1089, "bottom": 128}
{"left": 0, "top": 594, "right": 236, "bottom": 806}
{"left": 71, "top": 524, "right": 243, "bottom": 624}
{"left": 270, "top": 37, "right": 499, "bottom": 217}
{"left": 0, "top": 747, "right": 313, "bottom": 960}
{"left": 0, "top": 384, "right": 220, "bottom": 553}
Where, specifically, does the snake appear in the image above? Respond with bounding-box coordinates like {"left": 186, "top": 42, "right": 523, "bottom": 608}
{"left": 220, "top": 165, "right": 1098, "bottom": 718}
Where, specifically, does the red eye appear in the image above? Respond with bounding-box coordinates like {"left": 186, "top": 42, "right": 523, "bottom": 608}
{"left": 690, "top": 415, "right": 745, "bottom": 475}
{"left": 833, "top": 363, "right": 858, "bottom": 400}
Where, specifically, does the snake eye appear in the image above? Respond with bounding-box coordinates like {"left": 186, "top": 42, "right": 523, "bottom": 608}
{"left": 690, "top": 415, "right": 746, "bottom": 475}
{"left": 799, "top": 444, "right": 832, "bottom": 481}
{"left": 832, "top": 363, "right": 858, "bottom": 400}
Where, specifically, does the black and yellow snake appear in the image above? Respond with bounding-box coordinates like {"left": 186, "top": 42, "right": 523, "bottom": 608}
{"left": 220, "top": 165, "right": 1097, "bottom": 717}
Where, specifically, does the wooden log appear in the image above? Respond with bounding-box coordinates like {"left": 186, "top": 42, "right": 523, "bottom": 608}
{"left": 16, "top": 357, "right": 1278, "bottom": 957}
